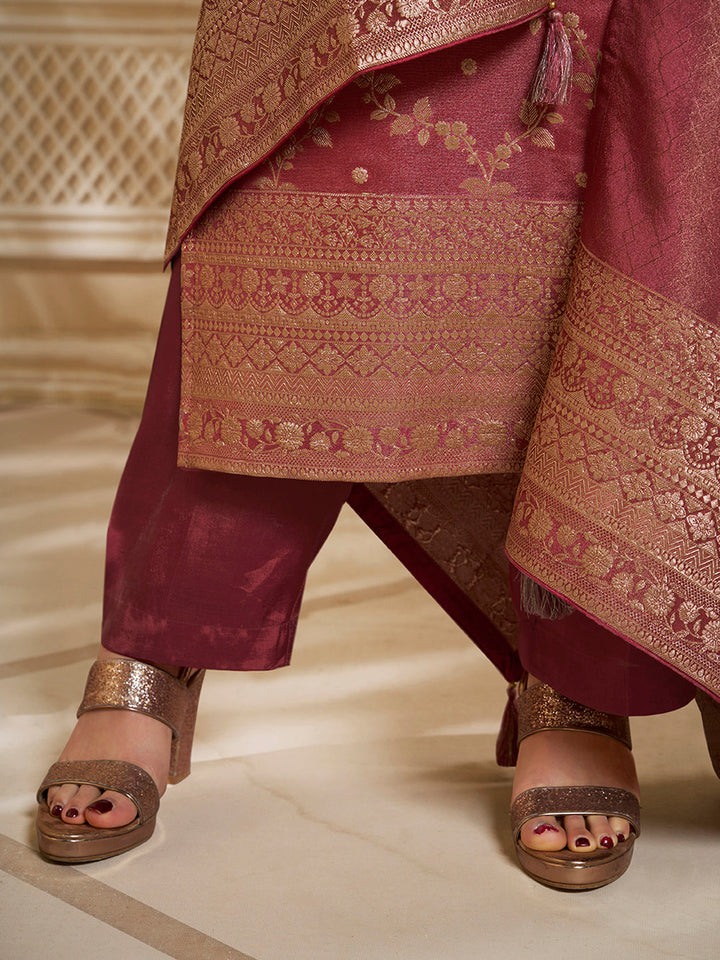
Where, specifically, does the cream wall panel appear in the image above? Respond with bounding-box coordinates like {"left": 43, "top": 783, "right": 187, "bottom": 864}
{"left": 0, "top": 262, "right": 170, "bottom": 412}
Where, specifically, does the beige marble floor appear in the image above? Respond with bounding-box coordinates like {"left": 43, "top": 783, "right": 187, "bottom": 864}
{"left": 1, "top": 405, "right": 719, "bottom": 960}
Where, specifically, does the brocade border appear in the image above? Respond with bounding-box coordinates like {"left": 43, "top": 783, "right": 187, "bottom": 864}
{"left": 506, "top": 243, "right": 720, "bottom": 698}
{"left": 178, "top": 188, "right": 581, "bottom": 480}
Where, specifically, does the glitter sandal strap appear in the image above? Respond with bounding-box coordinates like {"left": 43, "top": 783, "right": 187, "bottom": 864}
{"left": 36, "top": 759, "right": 160, "bottom": 823}
{"left": 511, "top": 785, "right": 641, "bottom": 839}
{"left": 517, "top": 682, "right": 632, "bottom": 751}
{"left": 77, "top": 659, "right": 189, "bottom": 738}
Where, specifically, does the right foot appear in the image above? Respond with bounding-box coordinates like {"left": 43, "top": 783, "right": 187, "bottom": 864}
{"left": 45, "top": 649, "right": 176, "bottom": 830}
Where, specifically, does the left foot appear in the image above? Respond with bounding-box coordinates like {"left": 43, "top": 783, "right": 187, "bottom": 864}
{"left": 511, "top": 677, "right": 640, "bottom": 854}
{"left": 43, "top": 650, "right": 177, "bottom": 831}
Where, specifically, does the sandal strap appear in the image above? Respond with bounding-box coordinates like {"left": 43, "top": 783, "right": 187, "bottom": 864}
{"left": 518, "top": 682, "right": 632, "bottom": 750}
{"left": 78, "top": 660, "right": 187, "bottom": 738}
{"left": 36, "top": 760, "right": 160, "bottom": 823}
{"left": 511, "top": 785, "right": 641, "bottom": 838}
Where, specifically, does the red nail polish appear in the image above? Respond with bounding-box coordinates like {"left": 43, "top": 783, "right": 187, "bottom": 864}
{"left": 50, "top": 804, "right": 63, "bottom": 818}
{"left": 600, "top": 836, "right": 614, "bottom": 849}
{"left": 574, "top": 837, "right": 591, "bottom": 848}
{"left": 65, "top": 807, "right": 79, "bottom": 819}
{"left": 87, "top": 799, "right": 114, "bottom": 815}
{"left": 533, "top": 823, "right": 560, "bottom": 835}
{"left": 616, "top": 833, "right": 626, "bottom": 843}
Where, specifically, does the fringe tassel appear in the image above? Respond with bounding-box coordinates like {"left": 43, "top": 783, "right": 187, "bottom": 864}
{"left": 520, "top": 573, "right": 574, "bottom": 620}
{"left": 496, "top": 682, "right": 520, "bottom": 767}
{"left": 530, "top": 4, "right": 573, "bottom": 105}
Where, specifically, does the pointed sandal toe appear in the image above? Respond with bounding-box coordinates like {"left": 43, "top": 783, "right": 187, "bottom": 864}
{"left": 36, "top": 659, "right": 204, "bottom": 864}
{"left": 500, "top": 679, "right": 640, "bottom": 891}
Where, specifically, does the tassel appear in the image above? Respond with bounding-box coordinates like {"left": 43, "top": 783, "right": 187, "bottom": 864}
{"left": 530, "top": 3, "right": 573, "bottom": 105}
{"left": 520, "top": 573, "right": 573, "bottom": 620}
{"left": 496, "top": 682, "right": 520, "bottom": 767}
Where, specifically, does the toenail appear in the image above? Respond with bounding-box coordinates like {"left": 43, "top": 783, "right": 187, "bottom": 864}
{"left": 50, "top": 804, "right": 63, "bottom": 818}
{"left": 574, "top": 837, "right": 591, "bottom": 848}
{"left": 600, "top": 836, "right": 614, "bottom": 849}
{"left": 616, "top": 833, "right": 626, "bottom": 843}
{"left": 533, "top": 823, "right": 559, "bottom": 835}
{"left": 87, "top": 799, "right": 114, "bottom": 814}
{"left": 65, "top": 808, "right": 79, "bottom": 819}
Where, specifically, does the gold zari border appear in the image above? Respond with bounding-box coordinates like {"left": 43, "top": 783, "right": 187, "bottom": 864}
{"left": 166, "top": 0, "right": 546, "bottom": 258}
{"left": 179, "top": 188, "right": 581, "bottom": 481}
{"left": 506, "top": 243, "right": 720, "bottom": 696}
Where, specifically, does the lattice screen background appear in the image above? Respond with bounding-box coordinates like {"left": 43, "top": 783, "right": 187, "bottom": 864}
{"left": 0, "top": 1, "right": 197, "bottom": 259}
{"left": 2, "top": 46, "right": 185, "bottom": 209}
{"left": 0, "top": 1, "right": 199, "bottom": 410}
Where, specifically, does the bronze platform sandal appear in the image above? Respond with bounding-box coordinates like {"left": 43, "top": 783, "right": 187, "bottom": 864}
{"left": 36, "top": 659, "right": 205, "bottom": 864}
{"left": 499, "top": 679, "right": 640, "bottom": 891}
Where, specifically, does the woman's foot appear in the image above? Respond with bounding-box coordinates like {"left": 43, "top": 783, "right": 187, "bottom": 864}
{"left": 44, "top": 648, "right": 176, "bottom": 830}
{"left": 511, "top": 676, "right": 640, "bottom": 855}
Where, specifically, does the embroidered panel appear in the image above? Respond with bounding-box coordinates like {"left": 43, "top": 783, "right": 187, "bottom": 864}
{"left": 365, "top": 474, "right": 521, "bottom": 645}
{"left": 165, "top": 0, "right": 548, "bottom": 257}
{"left": 176, "top": 9, "right": 611, "bottom": 479}
{"left": 506, "top": 244, "right": 720, "bottom": 695}
{"left": 179, "top": 189, "right": 581, "bottom": 479}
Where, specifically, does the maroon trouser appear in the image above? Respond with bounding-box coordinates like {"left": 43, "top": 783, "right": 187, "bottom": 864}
{"left": 102, "top": 265, "right": 696, "bottom": 715}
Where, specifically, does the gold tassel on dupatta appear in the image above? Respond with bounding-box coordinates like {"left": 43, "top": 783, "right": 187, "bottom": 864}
{"left": 530, "top": 2, "right": 573, "bottom": 104}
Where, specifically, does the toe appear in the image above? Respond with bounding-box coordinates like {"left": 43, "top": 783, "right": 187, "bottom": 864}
{"left": 45, "top": 784, "right": 68, "bottom": 817}
{"left": 520, "top": 816, "right": 567, "bottom": 851}
{"left": 609, "top": 816, "right": 631, "bottom": 843}
{"left": 60, "top": 784, "right": 101, "bottom": 824}
{"left": 46, "top": 782, "right": 87, "bottom": 819}
{"left": 55, "top": 784, "right": 138, "bottom": 829}
{"left": 84, "top": 790, "right": 138, "bottom": 829}
{"left": 45, "top": 782, "right": 139, "bottom": 829}
{"left": 586, "top": 814, "right": 617, "bottom": 850}
{"left": 563, "top": 814, "right": 597, "bottom": 852}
